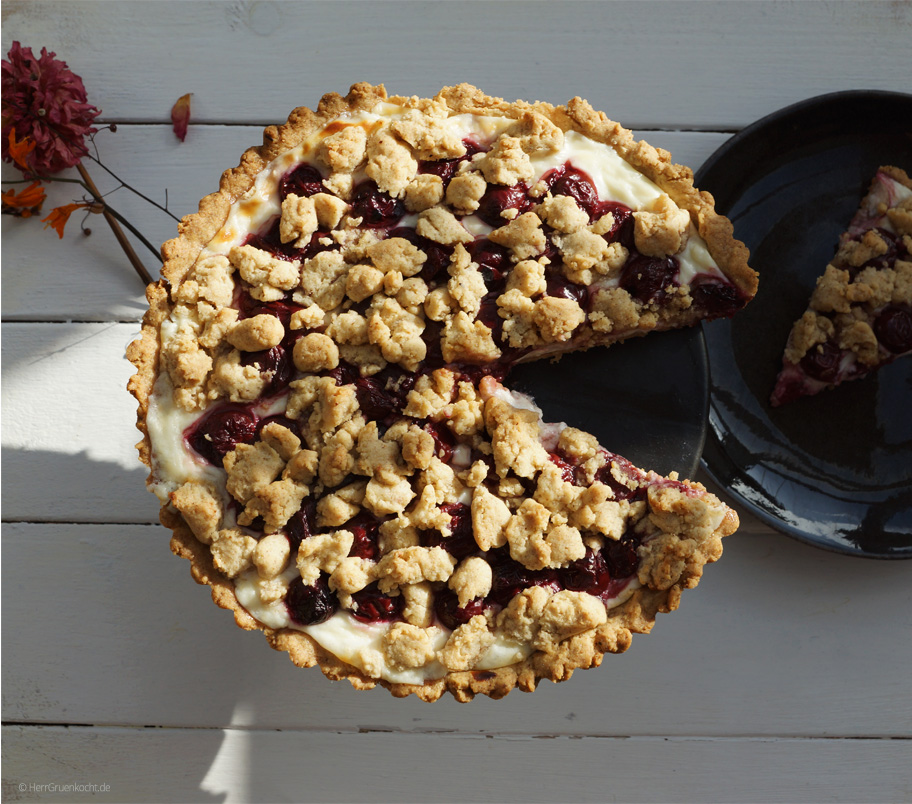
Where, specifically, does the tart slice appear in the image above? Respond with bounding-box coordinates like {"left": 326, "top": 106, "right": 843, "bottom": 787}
{"left": 128, "top": 83, "right": 754, "bottom": 700}
{"left": 770, "top": 166, "right": 912, "bottom": 406}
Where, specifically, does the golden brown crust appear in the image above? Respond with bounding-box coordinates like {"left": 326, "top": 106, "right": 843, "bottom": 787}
{"left": 128, "top": 83, "right": 748, "bottom": 701}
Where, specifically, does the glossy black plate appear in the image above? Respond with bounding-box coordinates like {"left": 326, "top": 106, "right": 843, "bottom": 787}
{"left": 695, "top": 90, "right": 912, "bottom": 558}
{"left": 510, "top": 327, "right": 709, "bottom": 481}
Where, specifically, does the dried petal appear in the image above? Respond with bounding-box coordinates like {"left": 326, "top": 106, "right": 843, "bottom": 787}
{"left": 171, "top": 93, "right": 192, "bottom": 142}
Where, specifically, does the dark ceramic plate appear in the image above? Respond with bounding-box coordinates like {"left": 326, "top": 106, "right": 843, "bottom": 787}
{"left": 510, "top": 328, "right": 709, "bottom": 480}
{"left": 695, "top": 90, "right": 912, "bottom": 558}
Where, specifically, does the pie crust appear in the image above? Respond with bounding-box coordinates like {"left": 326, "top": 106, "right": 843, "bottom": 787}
{"left": 770, "top": 165, "right": 912, "bottom": 406}
{"left": 128, "top": 83, "right": 754, "bottom": 701}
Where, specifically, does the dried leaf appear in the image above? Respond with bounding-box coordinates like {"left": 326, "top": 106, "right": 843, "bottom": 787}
{"left": 171, "top": 93, "right": 192, "bottom": 142}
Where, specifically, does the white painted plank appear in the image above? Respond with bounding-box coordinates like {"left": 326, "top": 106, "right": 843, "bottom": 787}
{"left": 3, "top": 522, "right": 910, "bottom": 736}
{"left": 1, "top": 323, "right": 159, "bottom": 524}
{"left": 2, "top": 1, "right": 910, "bottom": 130}
{"left": 3, "top": 725, "right": 910, "bottom": 804}
{"left": 1, "top": 126, "right": 730, "bottom": 322}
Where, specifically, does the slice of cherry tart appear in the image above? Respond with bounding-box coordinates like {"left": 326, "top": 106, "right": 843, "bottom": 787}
{"left": 771, "top": 166, "right": 912, "bottom": 406}
{"left": 128, "top": 83, "right": 753, "bottom": 701}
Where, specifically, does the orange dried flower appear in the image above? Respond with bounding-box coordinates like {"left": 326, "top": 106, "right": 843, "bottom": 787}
{"left": 1, "top": 180, "right": 46, "bottom": 217}
{"left": 41, "top": 201, "right": 91, "bottom": 238}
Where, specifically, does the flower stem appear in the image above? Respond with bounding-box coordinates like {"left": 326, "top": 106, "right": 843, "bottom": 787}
{"left": 76, "top": 163, "right": 155, "bottom": 286}
{"left": 85, "top": 154, "right": 181, "bottom": 222}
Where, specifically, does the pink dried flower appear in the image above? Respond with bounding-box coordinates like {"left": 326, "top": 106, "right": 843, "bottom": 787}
{"left": 1, "top": 41, "right": 101, "bottom": 175}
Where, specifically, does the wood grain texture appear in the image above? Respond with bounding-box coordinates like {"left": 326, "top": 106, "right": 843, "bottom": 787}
{"left": 3, "top": 725, "right": 911, "bottom": 804}
{"left": 1, "top": 323, "right": 159, "bottom": 524}
{"left": 3, "top": 523, "right": 910, "bottom": 735}
{"left": 3, "top": 3, "right": 912, "bottom": 800}
{"left": 3, "top": 0, "right": 911, "bottom": 129}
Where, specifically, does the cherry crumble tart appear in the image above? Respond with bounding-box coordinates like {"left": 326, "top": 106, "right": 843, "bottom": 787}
{"left": 771, "top": 165, "right": 912, "bottom": 406}
{"left": 128, "top": 83, "right": 755, "bottom": 701}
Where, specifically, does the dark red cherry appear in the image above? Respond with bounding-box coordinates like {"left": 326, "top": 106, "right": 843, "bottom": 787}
{"left": 238, "top": 291, "right": 303, "bottom": 328}
{"left": 185, "top": 404, "right": 259, "bottom": 466}
{"left": 350, "top": 180, "right": 405, "bottom": 228}
{"left": 604, "top": 535, "right": 641, "bottom": 579}
{"left": 421, "top": 502, "right": 477, "bottom": 561}
{"left": 486, "top": 548, "right": 561, "bottom": 608}
{"left": 347, "top": 513, "right": 381, "bottom": 561}
{"left": 874, "top": 304, "right": 912, "bottom": 354}
{"left": 285, "top": 500, "right": 317, "bottom": 552}
{"left": 857, "top": 228, "right": 904, "bottom": 272}
{"left": 386, "top": 226, "right": 454, "bottom": 284}
{"left": 418, "top": 138, "right": 485, "bottom": 186}
{"left": 286, "top": 575, "right": 338, "bottom": 625}
{"left": 620, "top": 254, "right": 680, "bottom": 304}
{"left": 562, "top": 549, "right": 612, "bottom": 596}
{"left": 350, "top": 582, "right": 403, "bottom": 624}
{"left": 476, "top": 183, "right": 533, "bottom": 228}
{"left": 467, "top": 238, "right": 512, "bottom": 287}
{"left": 548, "top": 452, "right": 578, "bottom": 484}
{"left": 352, "top": 376, "right": 401, "bottom": 420}
{"left": 594, "top": 454, "right": 647, "bottom": 502}
{"left": 243, "top": 217, "right": 303, "bottom": 263}
{"left": 593, "top": 201, "right": 634, "bottom": 243}
{"left": 420, "top": 242, "right": 456, "bottom": 284}
{"left": 240, "top": 344, "right": 294, "bottom": 396}
{"left": 326, "top": 361, "right": 361, "bottom": 387}
{"left": 422, "top": 420, "right": 456, "bottom": 464}
{"left": 476, "top": 292, "right": 505, "bottom": 343}
{"left": 800, "top": 340, "right": 843, "bottom": 383}
{"left": 545, "top": 273, "right": 587, "bottom": 307}
{"left": 434, "top": 587, "right": 487, "bottom": 631}
{"left": 544, "top": 164, "right": 600, "bottom": 218}
{"left": 690, "top": 275, "right": 745, "bottom": 318}
{"left": 279, "top": 163, "right": 326, "bottom": 200}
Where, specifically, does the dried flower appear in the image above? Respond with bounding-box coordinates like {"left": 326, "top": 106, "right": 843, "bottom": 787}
{"left": 171, "top": 93, "right": 192, "bottom": 142}
{"left": 1, "top": 42, "right": 100, "bottom": 175}
{"left": 6, "top": 128, "right": 37, "bottom": 171}
{"left": 1, "top": 180, "right": 46, "bottom": 217}
{"left": 41, "top": 201, "right": 93, "bottom": 238}
{"left": 2, "top": 41, "right": 171, "bottom": 286}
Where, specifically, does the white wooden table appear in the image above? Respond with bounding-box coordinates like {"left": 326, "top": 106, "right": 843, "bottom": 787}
{"left": 3, "top": 3, "right": 911, "bottom": 802}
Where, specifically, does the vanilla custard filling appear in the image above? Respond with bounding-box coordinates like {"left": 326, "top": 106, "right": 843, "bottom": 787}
{"left": 148, "top": 101, "right": 716, "bottom": 683}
